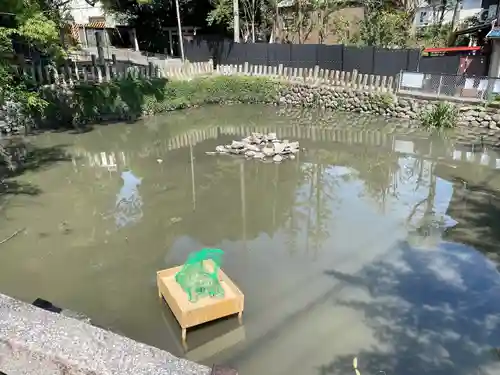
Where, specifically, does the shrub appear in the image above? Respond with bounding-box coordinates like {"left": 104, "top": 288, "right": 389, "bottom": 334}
{"left": 36, "top": 75, "right": 282, "bottom": 129}
{"left": 419, "top": 102, "right": 458, "bottom": 129}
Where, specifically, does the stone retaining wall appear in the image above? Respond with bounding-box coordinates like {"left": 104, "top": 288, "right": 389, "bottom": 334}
{"left": 277, "top": 82, "right": 500, "bottom": 131}
{"left": 0, "top": 293, "right": 210, "bottom": 375}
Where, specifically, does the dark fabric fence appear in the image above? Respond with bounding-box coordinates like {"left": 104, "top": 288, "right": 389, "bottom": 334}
{"left": 418, "top": 55, "right": 461, "bottom": 74}
{"left": 183, "top": 37, "right": 469, "bottom": 76}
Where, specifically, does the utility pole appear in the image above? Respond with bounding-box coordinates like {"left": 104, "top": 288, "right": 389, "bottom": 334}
{"left": 175, "top": 0, "right": 185, "bottom": 60}
{"left": 233, "top": 0, "right": 240, "bottom": 42}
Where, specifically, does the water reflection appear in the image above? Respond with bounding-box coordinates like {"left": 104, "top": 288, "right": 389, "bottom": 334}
{"left": 320, "top": 239, "right": 500, "bottom": 375}
{"left": 114, "top": 170, "right": 143, "bottom": 229}
{"left": 3, "top": 108, "right": 500, "bottom": 375}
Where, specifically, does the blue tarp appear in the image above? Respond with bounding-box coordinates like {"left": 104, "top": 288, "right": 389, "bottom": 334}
{"left": 486, "top": 27, "right": 500, "bottom": 39}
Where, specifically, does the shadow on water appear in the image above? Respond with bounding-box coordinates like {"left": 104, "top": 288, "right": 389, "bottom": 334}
{"left": 440, "top": 177, "right": 500, "bottom": 267}
{"left": 0, "top": 139, "right": 72, "bottom": 209}
{"left": 320, "top": 238, "right": 500, "bottom": 375}
{"left": 318, "top": 159, "right": 500, "bottom": 375}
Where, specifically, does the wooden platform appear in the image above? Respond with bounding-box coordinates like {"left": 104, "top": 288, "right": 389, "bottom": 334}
{"left": 157, "top": 260, "right": 244, "bottom": 341}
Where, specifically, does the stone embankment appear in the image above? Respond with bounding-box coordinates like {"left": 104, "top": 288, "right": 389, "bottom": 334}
{"left": 207, "top": 132, "right": 300, "bottom": 162}
{"left": 277, "top": 83, "right": 500, "bottom": 131}
{"left": 0, "top": 293, "right": 210, "bottom": 375}
{"left": 216, "top": 62, "right": 500, "bottom": 130}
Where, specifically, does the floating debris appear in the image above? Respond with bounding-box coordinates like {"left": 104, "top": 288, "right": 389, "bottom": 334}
{"left": 207, "top": 132, "right": 300, "bottom": 163}
{"left": 170, "top": 217, "right": 183, "bottom": 224}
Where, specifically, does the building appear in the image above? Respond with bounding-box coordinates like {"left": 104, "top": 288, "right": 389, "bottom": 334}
{"left": 65, "top": 0, "right": 138, "bottom": 50}
{"left": 414, "top": 0, "right": 498, "bottom": 29}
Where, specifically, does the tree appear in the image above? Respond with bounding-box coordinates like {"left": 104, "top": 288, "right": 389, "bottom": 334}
{"left": 100, "top": 0, "right": 212, "bottom": 53}
{"left": 330, "top": 14, "right": 350, "bottom": 43}
{"left": 354, "top": 10, "right": 411, "bottom": 47}
{"left": 0, "top": 0, "right": 64, "bottom": 126}
{"left": 312, "top": 0, "right": 342, "bottom": 43}
{"left": 206, "top": 0, "right": 268, "bottom": 42}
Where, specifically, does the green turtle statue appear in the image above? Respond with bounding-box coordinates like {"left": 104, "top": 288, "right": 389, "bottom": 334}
{"left": 175, "top": 248, "right": 225, "bottom": 303}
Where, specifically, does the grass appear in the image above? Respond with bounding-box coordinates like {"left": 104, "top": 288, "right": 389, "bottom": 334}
{"left": 419, "top": 102, "right": 458, "bottom": 129}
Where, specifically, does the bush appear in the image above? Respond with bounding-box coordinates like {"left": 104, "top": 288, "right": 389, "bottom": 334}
{"left": 37, "top": 75, "right": 282, "bottom": 129}
{"left": 419, "top": 102, "right": 458, "bottom": 129}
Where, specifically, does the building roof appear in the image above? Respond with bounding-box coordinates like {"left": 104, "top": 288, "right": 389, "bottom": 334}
{"left": 423, "top": 46, "right": 482, "bottom": 53}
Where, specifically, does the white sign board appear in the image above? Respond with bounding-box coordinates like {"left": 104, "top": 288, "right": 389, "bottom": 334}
{"left": 401, "top": 72, "right": 424, "bottom": 89}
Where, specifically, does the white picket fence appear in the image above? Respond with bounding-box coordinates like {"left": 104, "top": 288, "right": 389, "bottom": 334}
{"left": 19, "top": 60, "right": 214, "bottom": 86}
{"left": 19, "top": 57, "right": 396, "bottom": 93}
{"left": 215, "top": 62, "right": 396, "bottom": 92}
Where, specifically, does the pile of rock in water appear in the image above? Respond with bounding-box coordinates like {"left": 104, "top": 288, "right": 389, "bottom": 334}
{"left": 207, "top": 132, "right": 300, "bottom": 163}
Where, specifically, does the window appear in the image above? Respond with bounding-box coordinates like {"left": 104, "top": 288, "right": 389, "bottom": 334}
{"left": 419, "top": 11, "right": 427, "bottom": 24}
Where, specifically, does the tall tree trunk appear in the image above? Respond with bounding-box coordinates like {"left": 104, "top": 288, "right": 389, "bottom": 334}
{"left": 297, "top": 2, "right": 302, "bottom": 43}
{"left": 438, "top": 0, "right": 448, "bottom": 28}
{"left": 450, "top": 0, "right": 461, "bottom": 31}
{"left": 233, "top": 0, "right": 240, "bottom": 42}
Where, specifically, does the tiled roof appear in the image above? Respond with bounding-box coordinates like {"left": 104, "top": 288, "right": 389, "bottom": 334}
{"left": 86, "top": 21, "right": 106, "bottom": 28}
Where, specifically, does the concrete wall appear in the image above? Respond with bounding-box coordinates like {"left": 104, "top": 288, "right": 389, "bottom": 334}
{"left": 0, "top": 293, "right": 210, "bottom": 375}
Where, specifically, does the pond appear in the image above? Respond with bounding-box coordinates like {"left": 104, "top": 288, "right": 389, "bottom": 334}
{"left": 1, "top": 104, "right": 500, "bottom": 375}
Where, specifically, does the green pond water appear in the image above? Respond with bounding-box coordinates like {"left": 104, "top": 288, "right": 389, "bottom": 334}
{"left": 1, "top": 105, "right": 500, "bottom": 375}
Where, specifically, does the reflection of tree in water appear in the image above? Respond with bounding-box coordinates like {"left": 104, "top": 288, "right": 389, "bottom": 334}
{"left": 406, "top": 160, "right": 445, "bottom": 249}
{"left": 305, "top": 152, "right": 338, "bottom": 257}
{"left": 283, "top": 148, "right": 354, "bottom": 257}
{"left": 354, "top": 148, "right": 400, "bottom": 212}
{"left": 114, "top": 170, "right": 143, "bottom": 229}
{"left": 321, "top": 240, "right": 500, "bottom": 375}
{"left": 438, "top": 162, "right": 500, "bottom": 266}
{"left": 179, "top": 155, "right": 303, "bottom": 245}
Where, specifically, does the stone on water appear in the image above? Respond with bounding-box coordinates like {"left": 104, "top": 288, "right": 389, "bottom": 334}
{"left": 262, "top": 147, "right": 274, "bottom": 157}
{"left": 231, "top": 140, "right": 245, "bottom": 149}
{"left": 267, "top": 132, "right": 277, "bottom": 141}
{"left": 208, "top": 133, "right": 300, "bottom": 163}
{"left": 273, "top": 142, "right": 286, "bottom": 154}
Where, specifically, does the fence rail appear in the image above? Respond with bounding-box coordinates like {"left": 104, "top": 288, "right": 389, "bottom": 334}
{"left": 17, "top": 56, "right": 498, "bottom": 103}
{"left": 215, "top": 63, "right": 396, "bottom": 92}
{"left": 18, "top": 60, "right": 213, "bottom": 86}
{"left": 397, "top": 71, "right": 500, "bottom": 101}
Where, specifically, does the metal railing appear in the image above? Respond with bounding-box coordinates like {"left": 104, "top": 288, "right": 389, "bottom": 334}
{"left": 397, "top": 71, "right": 500, "bottom": 101}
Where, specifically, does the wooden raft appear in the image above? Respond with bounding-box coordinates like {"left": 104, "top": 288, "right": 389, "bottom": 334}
{"left": 157, "top": 260, "right": 244, "bottom": 341}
